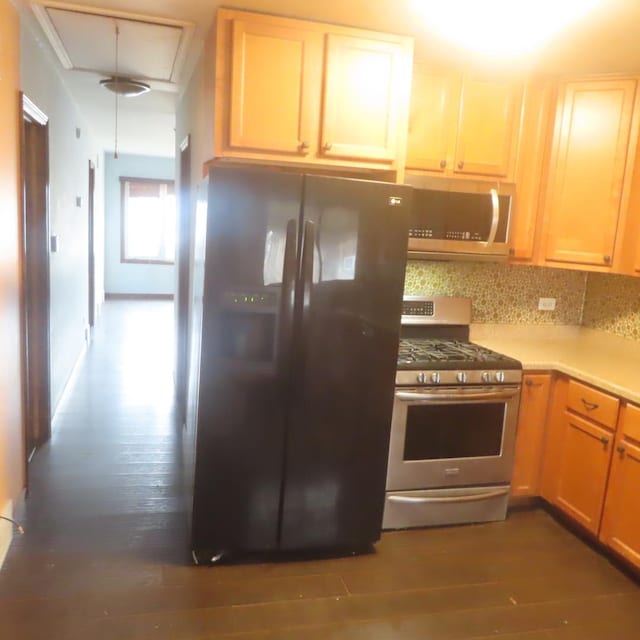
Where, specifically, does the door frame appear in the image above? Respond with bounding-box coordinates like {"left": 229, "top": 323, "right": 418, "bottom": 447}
{"left": 87, "top": 159, "right": 96, "bottom": 327}
{"left": 19, "top": 93, "right": 52, "bottom": 474}
{"left": 175, "top": 134, "right": 191, "bottom": 424}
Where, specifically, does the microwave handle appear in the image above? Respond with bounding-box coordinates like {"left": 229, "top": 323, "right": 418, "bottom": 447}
{"left": 485, "top": 188, "right": 500, "bottom": 246}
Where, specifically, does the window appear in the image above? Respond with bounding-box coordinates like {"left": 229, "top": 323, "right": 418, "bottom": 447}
{"left": 121, "top": 177, "right": 176, "bottom": 264}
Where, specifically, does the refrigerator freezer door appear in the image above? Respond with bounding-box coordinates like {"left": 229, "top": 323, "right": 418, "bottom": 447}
{"left": 280, "top": 176, "right": 410, "bottom": 550}
{"left": 190, "top": 166, "right": 303, "bottom": 555}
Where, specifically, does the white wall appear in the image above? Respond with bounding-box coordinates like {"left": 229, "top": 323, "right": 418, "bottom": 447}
{"left": 104, "top": 153, "right": 176, "bottom": 296}
{"left": 21, "top": 23, "right": 105, "bottom": 413}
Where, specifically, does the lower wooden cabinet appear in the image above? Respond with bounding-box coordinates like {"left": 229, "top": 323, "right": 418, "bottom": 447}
{"left": 554, "top": 411, "right": 614, "bottom": 535}
{"left": 600, "top": 403, "right": 640, "bottom": 567}
{"left": 511, "top": 373, "right": 551, "bottom": 496}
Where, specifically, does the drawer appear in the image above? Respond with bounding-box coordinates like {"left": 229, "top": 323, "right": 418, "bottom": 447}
{"left": 621, "top": 403, "right": 640, "bottom": 444}
{"left": 567, "top": 379, "right": 619, "bottom": 430}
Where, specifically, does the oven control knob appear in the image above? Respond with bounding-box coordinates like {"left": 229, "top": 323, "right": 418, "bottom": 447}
{"left": 481, "top": 371, "right": 492, "bottom": 383}
{"left": 430, "top": 372, "right": 441, "bottom": 384}
{"left": 456, "top": 372, "right": 467, "bottom": 383}
{"left": 417, "top": 372, "right": 426, "bottom": 384}
{"left": 495, "top": 371, "right": 506, "bottom": 383}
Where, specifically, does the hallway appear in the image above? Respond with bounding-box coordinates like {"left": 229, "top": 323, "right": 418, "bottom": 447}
{"left": 0, "top": 301, "right": 639, "bottom": 639}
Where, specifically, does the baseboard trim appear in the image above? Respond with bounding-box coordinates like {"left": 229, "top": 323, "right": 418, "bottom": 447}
{"left": 105, "top": 293, "right": 174, "bottom": 301}
{"left": 0, "top": 500, "right": 15, "bottom": 569}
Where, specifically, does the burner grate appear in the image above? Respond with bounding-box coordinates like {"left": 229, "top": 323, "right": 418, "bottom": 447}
{"left": 397, "top": 338, "right": 519, "bottom": 369}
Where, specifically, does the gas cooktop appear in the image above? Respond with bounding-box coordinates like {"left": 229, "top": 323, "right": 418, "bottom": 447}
{"left": 397, "top": 337, "right": 522, "bottom": 371}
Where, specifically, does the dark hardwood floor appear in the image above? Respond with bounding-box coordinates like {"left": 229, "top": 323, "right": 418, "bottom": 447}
{"left": 1, "top": 300, "right": 639, "bottom": 639}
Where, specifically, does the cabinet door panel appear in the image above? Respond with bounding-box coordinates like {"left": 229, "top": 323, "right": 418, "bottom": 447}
{"left": 228, "top": 19, "right": 322, "bottom": 154}
{"left": 544, "top": 80, "right": 636, "bottom": 267}
{"left": 454, "top": 78, "right": 520, "bottom": 177}
{"left": 556, "top": 411, "right": 614, "bottom": 535}
{"left": 321, "top": 34, "right": 406, "bottom": 162}
{"left": 406, "top": 67, "right": 458, "bottom": 172}
{"left": 601, "top": 433, "right": 640, "bottom": 569}
{"left": 511, "top": 374, "right": 551, "bottom": 497}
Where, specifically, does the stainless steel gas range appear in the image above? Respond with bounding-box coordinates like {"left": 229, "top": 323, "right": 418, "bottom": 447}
{"left": 383, "top": 296, "right": 522, "bottom": 530}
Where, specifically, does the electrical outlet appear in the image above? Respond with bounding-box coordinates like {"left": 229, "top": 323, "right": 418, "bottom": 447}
{"left": 538, "top": 297, "right": 556, "bottom": 311}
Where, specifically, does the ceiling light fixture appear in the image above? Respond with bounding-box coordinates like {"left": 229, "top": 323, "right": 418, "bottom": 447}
{"left": 99, "top": 77, "right": 151, "bottom": 97}
{"left": 101, "top": 21, "right": 152, "bottom": 159}
{"left": 413, "top": 0, "right": 602, "bottom": 57}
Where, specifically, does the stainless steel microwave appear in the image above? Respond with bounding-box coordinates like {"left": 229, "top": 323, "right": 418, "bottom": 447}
{"left": 405, "top": 176, "right": 515, "bottom": 261}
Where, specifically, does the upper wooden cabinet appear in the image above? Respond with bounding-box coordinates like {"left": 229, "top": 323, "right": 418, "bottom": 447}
{"left": 508, "top": 79, "right": 555, "bottom": 263}
{"left": 214, "top": 9, "right": 413, "bottom": 173}
{"left": 225, "top": 18, "right": 323, "bottom": 157}
{"left": 406, "top": 70, "right": 522, "bottom": 180}
{"left": 541, "top": 78, "right": 638, "bottom": 270}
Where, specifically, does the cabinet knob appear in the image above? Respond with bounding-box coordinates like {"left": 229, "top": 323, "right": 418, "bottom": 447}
{"left": 439, "top": 159, "right": 446, "bottom": 169}
{"left": 603, "top": 255, "right": 611, "bottom": 264}
{"left": 616, "top": 445, "right": 626, "bottom": 456}
{"left": 457, "top": 161, "right": 464, "bottom": 169}
{"left": 322, "top": 142, "right": 332, "bottom": 152}
{"left": 298, "top": 141, "right": 309, "bottom": 153}
{"left": 600, "top": 436, "right": 610, "bottom": 447}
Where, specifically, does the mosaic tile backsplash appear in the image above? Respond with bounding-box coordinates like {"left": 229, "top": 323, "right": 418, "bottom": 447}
{"left": 582, "top": 273, "right": 640, "bottom": 341}
{"left": 404, "top": 261, "right": 587, "bottom": 325}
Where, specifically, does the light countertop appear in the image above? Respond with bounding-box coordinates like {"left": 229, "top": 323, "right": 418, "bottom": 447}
{"left": 470, "top": 325, "right": 640, "bottom": 405}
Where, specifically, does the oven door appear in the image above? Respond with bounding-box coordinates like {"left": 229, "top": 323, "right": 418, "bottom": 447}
{"left": 386, "top": 385, "right": 520, "bottom": 491}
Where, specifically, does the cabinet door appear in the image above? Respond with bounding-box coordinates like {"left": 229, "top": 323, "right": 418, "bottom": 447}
{"left": 321, "top": 34, "right": 409, "bottom": 162}
{"left": 543, "top": 79, "right": 637, "bottom": 267}
{"left": 509, "top": 79, "right": 554, "bottom": 262}
{"left": 227, "top": 18, "right": 323, "bottom": 155}
{"left": 601, "top": 404, "right": 640, "bottom": 568}
{"left": 406, "top": 67, "right": 458, "bottom": 172}
{"left": 511, "top": 374, "right": 552, "bottom": 497}
{"left": 601, "top": 437, "right": 640, "bottom": 568}
{"left": 556, "top": 411, "right": 614, "bottom": 535}
{"left": 453, "top": 78, "right": 521, "bottom": 178}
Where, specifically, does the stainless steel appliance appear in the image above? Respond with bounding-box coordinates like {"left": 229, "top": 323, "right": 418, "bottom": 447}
{"left": 383, "top": 296, "right": 522, "bottom": 530}
{"left": 185, "top": 165, "right": 411, "bottom": 563}
{"left": 404, "top": 176, "right": 515, "bottom": 261}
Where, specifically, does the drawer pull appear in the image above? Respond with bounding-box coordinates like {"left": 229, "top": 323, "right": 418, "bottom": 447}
{"left": 581, "top": 398, "right": 599, "bottom": 412}
{"left": 525, "top": 380, "right": 544, "bottom": 387}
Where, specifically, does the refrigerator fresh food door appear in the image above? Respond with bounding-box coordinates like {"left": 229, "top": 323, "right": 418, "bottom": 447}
{"left": 190, "top": 166, "right": 303, "bottom": 557}
{"left": 280, "top": 176, "right": 410, "bottom": 550}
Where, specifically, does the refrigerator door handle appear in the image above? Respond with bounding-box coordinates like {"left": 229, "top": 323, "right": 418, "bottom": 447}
{"left": 298, "top": 219, "right": 316, "bottom": 362}
{"left": 277, "top": 218, "right": 299, "bottom": 379}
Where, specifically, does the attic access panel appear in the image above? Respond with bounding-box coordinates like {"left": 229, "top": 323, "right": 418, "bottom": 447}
{"left": 32, "top": 1, "right": 193, "bottom": 83}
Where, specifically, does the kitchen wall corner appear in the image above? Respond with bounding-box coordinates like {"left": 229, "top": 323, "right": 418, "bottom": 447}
{"left": 404, "top": 261, "right": 587, "bottom": 324}
{"left": 582, "top": 272, "right": 640, "bottom": 340}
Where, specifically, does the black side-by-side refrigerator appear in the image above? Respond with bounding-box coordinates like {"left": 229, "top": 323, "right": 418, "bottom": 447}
{"left": 185, "top": 165, "right": 410, "bottom": 564}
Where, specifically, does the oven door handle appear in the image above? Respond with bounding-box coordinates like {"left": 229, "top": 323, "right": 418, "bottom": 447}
{"left": 388, "top": 488, "right": 509, "bottom": 504}
{"left": 395, "top": 388, "right": 519, "bottom": 403}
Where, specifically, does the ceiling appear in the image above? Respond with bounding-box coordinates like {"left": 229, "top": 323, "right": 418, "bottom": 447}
{"left": 16, "top": 0, "right": 640, "bottom": 159}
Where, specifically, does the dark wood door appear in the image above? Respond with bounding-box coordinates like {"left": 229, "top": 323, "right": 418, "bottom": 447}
{"left": 21, "top": 94, "right": 51, "bottom": 467}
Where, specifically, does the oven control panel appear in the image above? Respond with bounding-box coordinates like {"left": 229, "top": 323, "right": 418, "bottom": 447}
{"left": 401, "top": 296, "right": 471, "bottom": 326}
{"left": 402, "top": 300, "right": 434, "bottom": 317}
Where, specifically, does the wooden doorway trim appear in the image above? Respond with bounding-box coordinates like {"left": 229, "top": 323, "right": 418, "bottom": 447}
{"left": 20, "top": 93, "right": 52, "bottom": 470}
{"left": 175, "top": 134, "right": 191, "bottom": 424}
{"left": 88, "top": 160, "right": 96, "bottom": 327}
